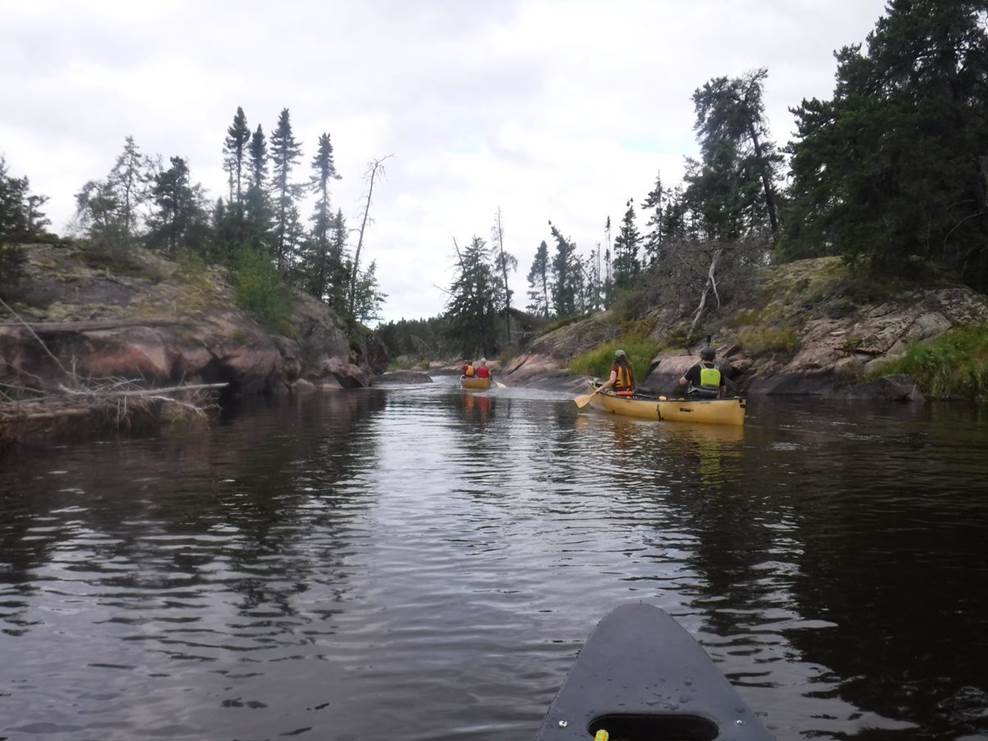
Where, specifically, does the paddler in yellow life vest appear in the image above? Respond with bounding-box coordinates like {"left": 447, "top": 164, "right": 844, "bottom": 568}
{"left": 677, "top": 346, "right": 726, "bottom": 399}
{"left": 462, "top": 360, "right": 475, "bottom": 378}
{"left": 598, "top": 349, "right": 636, "bottom": 397}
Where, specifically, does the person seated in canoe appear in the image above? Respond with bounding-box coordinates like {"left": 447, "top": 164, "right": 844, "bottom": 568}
{"left": 462, "top": 360, "right": 475, "bottom": 378}
{"left": 677, "top": 346, "right": 726, "bottom": 399}
{"left": 476, "top": 358, "right": 492, "bottom": 380}
{"left": 597, "top": 349, "right": 635, "bottom": 397}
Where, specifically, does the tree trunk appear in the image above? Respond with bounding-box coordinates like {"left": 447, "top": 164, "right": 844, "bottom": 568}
{"left": 348, "top": 158, "right": 388, "bottom": 321}
{"left": 494, "top": 208, "right": 511, "bottom": 343}
{"left": 746, "top": 120, "right": 779, "bottom": 238}
{"left": 686, "top": 247, "right": 723, "bottom": 342}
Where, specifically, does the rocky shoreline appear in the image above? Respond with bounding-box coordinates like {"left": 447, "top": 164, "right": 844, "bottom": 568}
{"left": 0, "top": 244, "right": 388, "bottom": 449}
{"left": 497, "top": 257, "right": 988, "bottom": 401}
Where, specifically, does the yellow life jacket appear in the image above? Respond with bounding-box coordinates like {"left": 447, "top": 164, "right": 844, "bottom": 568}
{"left": 614, "top": 363, "right": 634, "bottom": 391}
{"left": 465, "top": 365, "right": 475, "bottom": 377}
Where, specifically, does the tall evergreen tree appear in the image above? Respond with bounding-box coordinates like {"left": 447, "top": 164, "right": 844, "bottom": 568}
{"left": 243, "top": 125, "right": 272, "bottom": 252}
{"left": 223, "top": 107, "right": 251, "bottom": 213}
{"left": 526, "top": 239, "right": 551, "bottom": 317}
{"left": 351, "top": 259, "right": 387, "bottom": 324}
{"left": 446, "top": 236, "right": 502, "bottom": 357}
{"left": 269, "top": 108, "right": 303, "bottom": 271}
{"left": 612, "top": 199, "right": 642, "bottom": 289}
{"left": 305, "top": 132, "right": 341, "bottom": 292}
{"left": 693, "top": 69, "right": 782, "bottom": 239}
{"left": 548, "top": 221, "right": 580, "bottom": 317}
{"left": 784, "top": 0, "right": 988, "bottom": 288}
{"left": 641, "top": 171, "right": 664, "bottom": 265}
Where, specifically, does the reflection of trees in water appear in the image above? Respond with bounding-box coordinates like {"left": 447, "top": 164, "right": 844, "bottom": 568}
{"left": 0, "top": 391, "right": 387, "bottom": 636}
{"left": 771, "top": 401, "right": 988, "bottom": 737}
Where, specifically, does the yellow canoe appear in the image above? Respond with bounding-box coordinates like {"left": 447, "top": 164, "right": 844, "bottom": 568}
{"left": 589, "top": 389, "right": 746, "bottom": 426}
{"left": 461, "top": 376, "right": 492, "bottom": 390}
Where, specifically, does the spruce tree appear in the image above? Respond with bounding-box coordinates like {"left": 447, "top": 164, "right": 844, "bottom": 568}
{"left": 269, "top": 108, "right": 303, "bottom": 271}
{"left": 243, "top": 125, "right": 272, "bottom": 252}
{"left": 446, "top": 236, "right": 501, "bottom": 357}
{"left": 612, "top": 199, "right": 642, "bottom": 289}
{"left": 641, "top": 171, "right": 664, "bottom": 265}
{"left": 302, "top": 132, "right": 341, "bottom": 298}
{"left": 108, "top": 136, "right": 155, "bottom": 245}
{"left": 548, "top": 221, "right": 579, "bottom": 317}
{"left": 526, "top": 239, "right": 551, "bottom": 317}
{"left": 223, "top": 107, "right": 251, "bottom": 212}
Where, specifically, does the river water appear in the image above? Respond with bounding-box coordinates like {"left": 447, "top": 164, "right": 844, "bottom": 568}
{"left": 1, "top": 376, "right": 987, "bottom": 740}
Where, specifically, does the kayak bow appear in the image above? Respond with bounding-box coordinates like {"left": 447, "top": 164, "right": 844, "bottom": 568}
{"left": 536, "top": 604, "right": 774, "bottom": 740}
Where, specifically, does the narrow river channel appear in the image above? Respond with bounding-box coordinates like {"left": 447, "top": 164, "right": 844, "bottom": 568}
{"left": 2, "top": 376, "right": 987, "bottom": 740}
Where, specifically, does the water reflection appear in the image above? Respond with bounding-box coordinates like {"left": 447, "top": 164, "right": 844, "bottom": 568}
{"left": 0, "top": 387, "right": 986, "bottom": 739}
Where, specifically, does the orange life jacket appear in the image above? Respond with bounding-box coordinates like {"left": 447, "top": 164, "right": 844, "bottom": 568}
{"left": 464, "top": 365, "right": 475, "bottom": 377}
{"left": 614, "top": 362, "right": 634, "bottom": 392}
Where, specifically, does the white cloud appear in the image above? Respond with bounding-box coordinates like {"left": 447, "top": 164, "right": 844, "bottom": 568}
{"left": 2, "top": 0, "right": 888, "bottom": 321}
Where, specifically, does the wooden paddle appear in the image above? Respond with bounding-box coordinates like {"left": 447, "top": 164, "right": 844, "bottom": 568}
{"left": 574, "top": 385, "right": 604, "bottom": 408}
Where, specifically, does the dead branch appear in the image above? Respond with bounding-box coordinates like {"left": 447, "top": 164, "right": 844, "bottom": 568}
{"left": 686, "top": 247, "right": 723, "bottom": 342}
{"left": 0, "top": 296, "right": 72, "bottom": 379}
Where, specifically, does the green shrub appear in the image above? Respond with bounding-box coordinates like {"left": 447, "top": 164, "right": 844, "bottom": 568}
{"left": 569, "top": 335, "right": 660, "bottom": 383}
{"left": 234, "top": 249, "right": 293, "bottom": 335}
{"left": 737, "top": 326, "right": 799, "bottom": 355}
{"left": 875, "top": 324, "right": 988, "bottom": 400}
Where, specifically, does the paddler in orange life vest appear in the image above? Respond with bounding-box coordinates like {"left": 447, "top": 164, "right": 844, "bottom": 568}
{"left": 598, "top": 349, "right": 636, "bottom": 397}
{"left": 462, "top": 360, "right": 475, "bottom": 378}
{"left": 677, "top": 346, "right": 726, "bottom": 398}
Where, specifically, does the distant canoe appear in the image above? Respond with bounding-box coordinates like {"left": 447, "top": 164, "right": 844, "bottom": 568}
{"left": 589, "top": 387, "right": 745, "bottom": 426}
{"left": 461, "top": 376, "right": 492, "bottom": 390}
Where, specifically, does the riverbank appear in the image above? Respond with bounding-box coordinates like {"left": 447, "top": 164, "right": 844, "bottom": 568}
{"left": 0, "top": 243, "right": 387, "bottom": 448}
{"left": 499, "top": 257, "right": 988, "bottom": 401}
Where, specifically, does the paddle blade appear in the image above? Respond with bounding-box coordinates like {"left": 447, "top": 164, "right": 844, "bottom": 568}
{"left": 574, "top": 393, "right": 593, "bottom": 408}
{"left": 494, "top": 380, "right": 507, "bottom": 389}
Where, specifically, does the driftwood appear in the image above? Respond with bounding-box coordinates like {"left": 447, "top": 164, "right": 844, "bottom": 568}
{"left": 0, "top": 299, "right": 225, "bottom": 441}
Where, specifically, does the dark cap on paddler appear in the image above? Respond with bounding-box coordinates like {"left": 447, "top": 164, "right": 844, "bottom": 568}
{"left": 700, "top": 346, "right": 716, "bottom": 361}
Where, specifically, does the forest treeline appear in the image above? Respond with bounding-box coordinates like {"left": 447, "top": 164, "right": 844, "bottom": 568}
{"left": 380, "top": 0, "right": 988, "bottom": 362}
{"left": 1, "top": 107, "right": 386, "bottom": 328}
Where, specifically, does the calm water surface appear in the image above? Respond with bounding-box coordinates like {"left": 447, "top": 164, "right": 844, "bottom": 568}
{"left": 2, "top": 377, "right": 987, "bottom": 740}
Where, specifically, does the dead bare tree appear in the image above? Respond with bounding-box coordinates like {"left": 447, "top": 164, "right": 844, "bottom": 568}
{"left": 348, "top": 155, "right": 392, "bottom": 320}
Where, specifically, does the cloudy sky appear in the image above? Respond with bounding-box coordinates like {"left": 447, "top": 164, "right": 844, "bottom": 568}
{"left": 2, "top": 0, "right": 888, "bottom": 321}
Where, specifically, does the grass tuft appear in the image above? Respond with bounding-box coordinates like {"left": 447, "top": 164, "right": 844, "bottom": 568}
{"left": 873, "top": 324, "right": 988, "bottom": 400}
{"left": 569, "top": 334, "right": 660, "bottom": 383}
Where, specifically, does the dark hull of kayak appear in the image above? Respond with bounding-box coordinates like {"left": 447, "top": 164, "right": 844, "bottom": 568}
{"left": 536, "top": 604, "right": 775, "bottom": 740}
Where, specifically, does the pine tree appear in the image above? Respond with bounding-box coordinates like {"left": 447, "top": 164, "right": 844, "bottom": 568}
{"left": 690, "top": 69, "right": 782, "bottom": 241}
{"left": 612, "top": 199, "right": 642, "bottom": 289}
{"left": 109, "top": 136, "right": 155, "bottom": 245}
{"left": 526, "top": 239, "right": 551, "bottom": 317}
{"left": 784, "top": 0, "right": 988, "bottom": 288}
{"left": 223, "top": 107, "right": 251, "bottom": 214}
{"left": 146, "top": 156, "right": 210, "bottom": 255}
{"left": 270, "top": 108, "right": 303, "bottom": 271}
{"left": 491, "top": 208, "right": 516, "bottom": 341}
